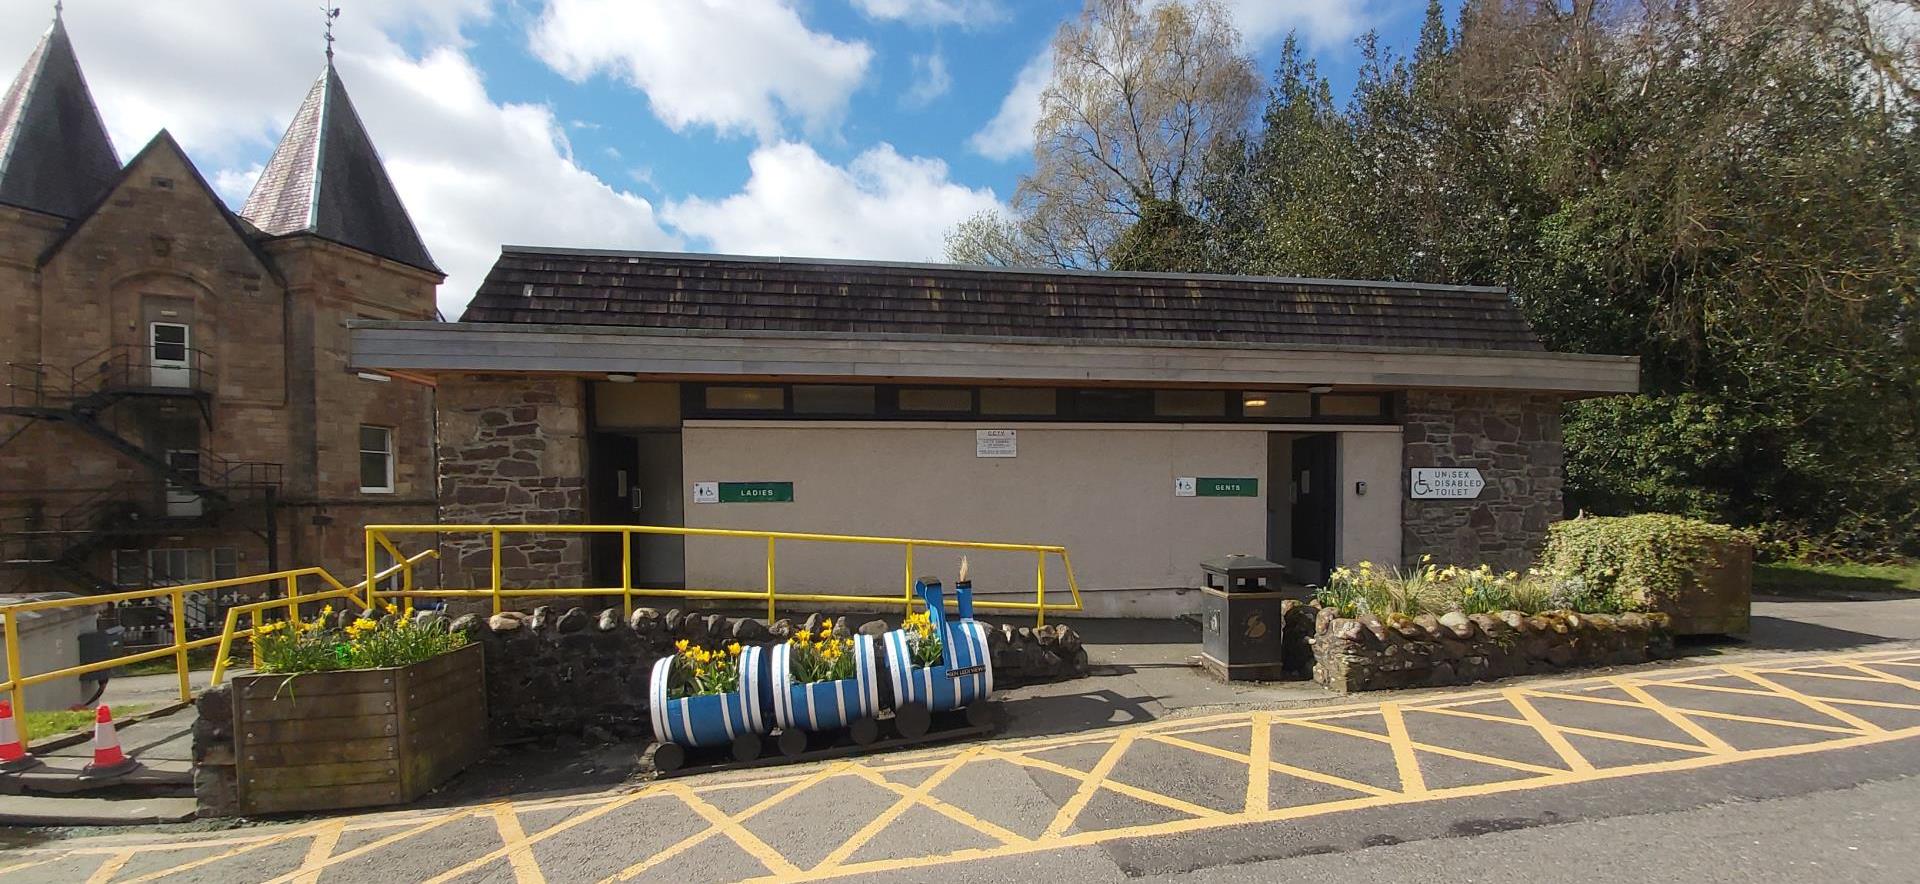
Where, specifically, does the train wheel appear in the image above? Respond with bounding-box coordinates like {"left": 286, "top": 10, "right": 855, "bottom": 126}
{"left": 732, "top": 733, "right": 762, "bottom": 763}
{"left": 777, "top": 729, "right": 808, "bottom": 758}
{"left": 653, "top": 742, "right": 686, "bottom": 773}
{"left": 849, "top": 716, "right": 880, "bottom": 746}
{"left": 965, "top": 700, "right": 997, "bottom": 729}
{"left": 895, "top": 702, "right": 931, "bottom": 740}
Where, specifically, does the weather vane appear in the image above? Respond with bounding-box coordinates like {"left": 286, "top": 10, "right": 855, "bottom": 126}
{"left": 323, "top": 5, "right": 341, "bottom": 62}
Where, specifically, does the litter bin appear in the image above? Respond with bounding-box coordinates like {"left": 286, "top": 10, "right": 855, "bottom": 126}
{"left": 1199, "top": 555, "right": 1288, "bottom": 682}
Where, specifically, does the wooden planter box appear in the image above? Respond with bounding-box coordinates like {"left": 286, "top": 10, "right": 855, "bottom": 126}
{"left": 232, "top": 642, "right": 487, "bottom": 815}
{"left": 1656, "top": 539, "right": 1754, "bottom": 636}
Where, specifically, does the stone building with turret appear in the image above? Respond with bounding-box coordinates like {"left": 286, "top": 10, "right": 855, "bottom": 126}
{"left": 0, "top": 11, "right": 440, "bottom": 640}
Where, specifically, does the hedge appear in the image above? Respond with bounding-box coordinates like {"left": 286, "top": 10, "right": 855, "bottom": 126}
{"left": 1541, "top": 514, "right": 1752, "bottom": 612}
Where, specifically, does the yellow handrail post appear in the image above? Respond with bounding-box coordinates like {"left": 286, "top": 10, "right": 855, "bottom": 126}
{"left": 3, "top": 611, "right": 23, "bottom": 749}
{"left": 365, "top": 530, "right": 379, "bottom": 613}
{"left": 171, "top": 588, "right": 190, "bottom": 703}
{"left": 250, "top": 611, "right": 264, "bottom": 671}
{"left": 903, "top": 542, "right": 915, "bottom": 618}
{"left": 621, "top": 530, "right": 633, "bottom": 618}
{"left": 765, "top": 537, "right": 777, "bottom": 621}
{"left": 1035, "top": 550, "right": 1047, "bottom": 628}
{"left": 284, "top": 574, "right": 299, "bottom": 623}
{"left": 210, "top": 607, "right": 241, "bottom": 687}
{"left": 490, "top": 528, "right": 503, "bottom": 614}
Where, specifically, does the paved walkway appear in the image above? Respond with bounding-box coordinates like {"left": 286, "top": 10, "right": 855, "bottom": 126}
{"left": 4, "top": 646, "right": 1919, "bottom": 883}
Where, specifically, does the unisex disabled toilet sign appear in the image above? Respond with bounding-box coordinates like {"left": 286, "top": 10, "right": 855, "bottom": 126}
{"left": 1409, "top": 468, "right": 1485, "bottom": 499}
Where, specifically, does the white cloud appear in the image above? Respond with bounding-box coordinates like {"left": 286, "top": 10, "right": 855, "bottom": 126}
{"left": 529, "top": 0, "right": 872, "bottom": 140}
{"left": 0, "top": 1, "right": 680, "bottom": 318}
{"left": 903, "top": 50, "right": 952, "bottom": 108}
{"left": 851, "top": 0, "right": 1005, "bottom": 26}
{"left": 1214, "top": 0, "right": 1370, "bottom": 48}
{"left": 662, "top": 142, "right": 1002, "bottom": 260}
{"left": 967, "top": 48, "right": 1051, "bottom": 161}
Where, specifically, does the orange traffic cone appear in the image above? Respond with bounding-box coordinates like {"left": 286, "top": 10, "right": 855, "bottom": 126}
{"left": 0, "top": 701, "right": 38, "bottom": 772}
{"left": 82, "top": 705, "right": 138, "bottom": 777}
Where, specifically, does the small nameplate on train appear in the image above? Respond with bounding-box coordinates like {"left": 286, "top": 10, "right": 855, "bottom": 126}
{"left": 946, "top": 665, "right": 986, "bottom": 678}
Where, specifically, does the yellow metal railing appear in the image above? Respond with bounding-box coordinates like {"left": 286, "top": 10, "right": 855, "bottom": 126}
{"left": 363, "top": 524, "right": 1084, "bottom": 627}
{"left": 0, "top": 550, "right": 433, "bottom": 751}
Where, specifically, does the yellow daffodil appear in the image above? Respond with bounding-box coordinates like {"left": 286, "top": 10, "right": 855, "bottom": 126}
{"left": 675, "top": 638, "right": 691, "bottom": 653}
{"left": 727, "top": 642, "right": 742, "bottom": 656}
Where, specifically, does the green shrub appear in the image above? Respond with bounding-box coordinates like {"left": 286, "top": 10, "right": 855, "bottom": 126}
{"left": 1541, "top": 514, "right": 1752, "bottom": 612}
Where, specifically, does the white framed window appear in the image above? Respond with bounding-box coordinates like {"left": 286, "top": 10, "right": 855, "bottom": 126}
{"left": 147, "top": 548, "right": 210, "bottom": 586}
{"left": 359, "top": 425, "right": 394, "bottom": 493}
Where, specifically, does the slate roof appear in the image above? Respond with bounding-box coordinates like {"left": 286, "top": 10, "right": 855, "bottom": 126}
{"left": 0, "top": 17, "right": 119, "bottom": 219}
{"left": 458, "top": 248, "right": 1546, "bottom": 352}
{"left": 240, "top": 65, "right": 438, "bottom": 273}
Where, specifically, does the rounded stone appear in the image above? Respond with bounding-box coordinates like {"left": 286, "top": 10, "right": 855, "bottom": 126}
{"left": 488, "top": 614, "right": 522, "bottom": 632}
{"left": 597, "top": 609, "right": 622, "bottom": 632}
{"left": 858, "top": 619, "right": 890, "bottom": 638}
{"left": 732, "top": 618, "right": 771, "bottom": 643}
{"left": 628, "top": 607, "right": 660, "bottom": 632}
{"left": 449, "top": 613, "right": 483, "bottom": 636}
{"left": 556, "top": 607, "right": 591, "bottom": 633}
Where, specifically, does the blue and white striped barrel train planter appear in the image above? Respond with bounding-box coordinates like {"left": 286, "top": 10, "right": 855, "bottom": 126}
{"left": 883, "top": 578, "right": 995, "bottom": 736}
{"left": 770, "top": 633, "right": 881, "bottom": 733}
{"left": 649, "top": 644, "right": 770, "bottom": 768}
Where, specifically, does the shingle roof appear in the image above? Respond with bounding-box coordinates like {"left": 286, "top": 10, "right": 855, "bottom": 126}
{"left": 0, "top": 17, "right": 119, "bottom": 219}
{"left": 240, "top": 64, "right": 438, "bottom": 273}
{"left": 458, "top": 248, "right": 1546, "bottom": 351}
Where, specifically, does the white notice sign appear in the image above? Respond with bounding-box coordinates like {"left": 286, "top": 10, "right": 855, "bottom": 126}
{"left": 1174, "top": 477, "right": 1197, "bottom": 497}
{"left": 1410, "top": 468, "right": 1486, "bottom": 499}
{"left": 976, "top": 429, "right": 1017, "bottom": 458}
{"left": 691, "top": 481, "right": 719, "bottom": 504}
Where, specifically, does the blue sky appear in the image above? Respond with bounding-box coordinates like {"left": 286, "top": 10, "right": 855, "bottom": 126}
{"left": 0, "top": 1, "right": 1440, "bottom": 315}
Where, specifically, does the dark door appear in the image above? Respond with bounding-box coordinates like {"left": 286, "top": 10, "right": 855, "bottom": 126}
{"left": 587, "top": 431, "right": 686, "bottom": 589}
{"left": 1290, "top": 434, "right": 1337, "bottom": 582}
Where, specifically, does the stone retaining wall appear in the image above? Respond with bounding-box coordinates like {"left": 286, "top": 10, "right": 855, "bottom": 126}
{"left": 1310, "top": 607, "right": 1673, "bottom": 693}
{"left": 465, "top": 606, "right": 1087, "bottom": 741}
{"left": 1403, "top": 390, "right": 1566, "bottom": 571}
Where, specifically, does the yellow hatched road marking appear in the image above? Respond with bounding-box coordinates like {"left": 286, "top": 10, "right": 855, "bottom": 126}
{"left": 1379, "top": 703, "right": 1429, "bottom": 795}
{"left": 1502, "top": 689, "right": 1595, "bottom": 772}
{"left": 0, "top": 855, "right": 69, "bottom": 879}
{"left": 118, "top": 820, "right": 339, "bottom": 884}
{"left": 290, "top": 820, "right": 345, "bottom": 884}
{"left": 1601, "top": 680, "right": 1737, "bottom": 754}
{"left": 1726, "top": 666, "right": 1885, "bottom": 733}
{"left": 256, "top": 811, "right": 479, "bottom": 884}
{"left": 83, "top": 851, "right": 133, "bottom": 884}
{"left": 601, "top": 763, "right": 851, "bottom": 883}
{"left": 668, "top": 782, "right": 803, "bottom": 878}
{"left": 1643, "top": 677, "right": 1920, "bottom": 713}
{"left": 992, "top": 742, "right": 1226, "bottom": 825}
{"left": 1416, "top": 704, "right": 1718, "bottom": 756}
{"left": 817, "top": 747, "right": 983, "bottom": 870}
{"left": 841, "top": 763, "right": 1027, "bottom": 845}
{"left": 489, "top": 801, "right": 546, "bottom": 884}
{"left": 427, "top": 788, "right": 659, "bottom": 884}
{"left": 1275, "top": 715, "right": 1564, "bottom": 777}
{"left": 1837, "top": 659, "right": 1920, "bottom": 692}
{"left": 1245, "top": 713, "right": 1271, "bottom": 813}
{"left": 1145, "top": 731, "right": 1397, "bottom": 799}
{"left": 1042, "top": 732, "right": 1164, "bottom": 837}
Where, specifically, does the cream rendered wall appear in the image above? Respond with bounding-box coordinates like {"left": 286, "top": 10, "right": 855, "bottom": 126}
{"left": 679, "top": 423, "right": 1272, "bottom": 618}
{"left": 1336, "top": 431, "right": 1403, "bottom": 570}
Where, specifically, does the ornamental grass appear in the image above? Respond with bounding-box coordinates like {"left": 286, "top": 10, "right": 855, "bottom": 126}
{"left": 1312, "top": 557, "right": 1615, "bottom": 619}
{"left": 254, "top": 602, "right": 468, "bottom": 673}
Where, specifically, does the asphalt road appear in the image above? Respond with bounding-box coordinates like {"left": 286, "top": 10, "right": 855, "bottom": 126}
{"left": 4, "top": 647, "right": 1918, "bottom": 884}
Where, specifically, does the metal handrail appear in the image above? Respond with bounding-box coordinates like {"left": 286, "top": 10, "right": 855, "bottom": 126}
{"left": 363, "top": 523, "right": 1085, "bottom": 627}
{"left": 0, "top": 551, "right": 434, "bottom": 751}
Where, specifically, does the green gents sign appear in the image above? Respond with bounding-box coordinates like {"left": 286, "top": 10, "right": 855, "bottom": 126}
{"left": 1197, "top": 478, "right": 1258, "bottom": 497}
{"left": 718, "top": 481, "right": 794, "bottom": 503}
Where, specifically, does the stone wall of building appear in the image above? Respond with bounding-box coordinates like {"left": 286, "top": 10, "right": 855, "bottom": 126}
{"left": 437, "top": 376, "right": 590, "bottom": 603}
{"left": 1402, "top": 391, "right": 1567, "bottom": 571}
{"left": 1309, "top": 608, "right": 1673, "bottom": 692}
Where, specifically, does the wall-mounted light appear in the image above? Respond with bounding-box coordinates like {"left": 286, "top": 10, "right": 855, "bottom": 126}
{"left": 1307, "top": 385, "right": 1333, "bottom": 394}
{"left": 356, "top": 372, "right": 391, "bottom": 383}
{"left": 1243, "top": 397, "right": 1269, "bottom": 408}
{"left": 605, "top": 373, "right": 638, "bottom": 383}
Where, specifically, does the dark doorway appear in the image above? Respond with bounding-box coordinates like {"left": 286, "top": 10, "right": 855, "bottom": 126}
{"left": 587, "top": 431, "right": 685, "bottom": 588}
{"left": 1289, "top": 434, "right": 1337, "bottom": 584}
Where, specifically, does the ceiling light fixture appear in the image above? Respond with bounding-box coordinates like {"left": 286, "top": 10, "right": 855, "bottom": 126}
{"left": 605, "top": 373, "right": 637, "bottom": 383}
{"left": 1307, "top": 385, "right": 1333, "bottom": 394}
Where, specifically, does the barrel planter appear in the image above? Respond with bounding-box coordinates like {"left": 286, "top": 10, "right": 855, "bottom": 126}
{"left": 231, "top": 642, "right": 486, "bottom": 815}
{"left": 770, "top": 634, "right": 881, "bottom": 733}
{"left": 649, "top": 644, "right": 770, "bottom": 767}
{"left": 883, "top": 579, "right": 995, "bottom": 737}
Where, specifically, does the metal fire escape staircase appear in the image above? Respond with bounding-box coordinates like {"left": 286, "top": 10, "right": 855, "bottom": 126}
{"left": 1, "top": 346, "right": 283, "bottom": 594}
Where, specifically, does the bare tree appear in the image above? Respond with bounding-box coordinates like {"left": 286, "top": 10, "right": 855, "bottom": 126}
{"left": 947, "top": 0, "right": 1257, "bottom": 268}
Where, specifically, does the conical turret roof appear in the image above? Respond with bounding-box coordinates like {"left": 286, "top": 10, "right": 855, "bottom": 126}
{"left": 0, "top": 15, "right": 120, "bottom": 219}
{"left": 241, "top": 64, "right": 438, "bottom": 273}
